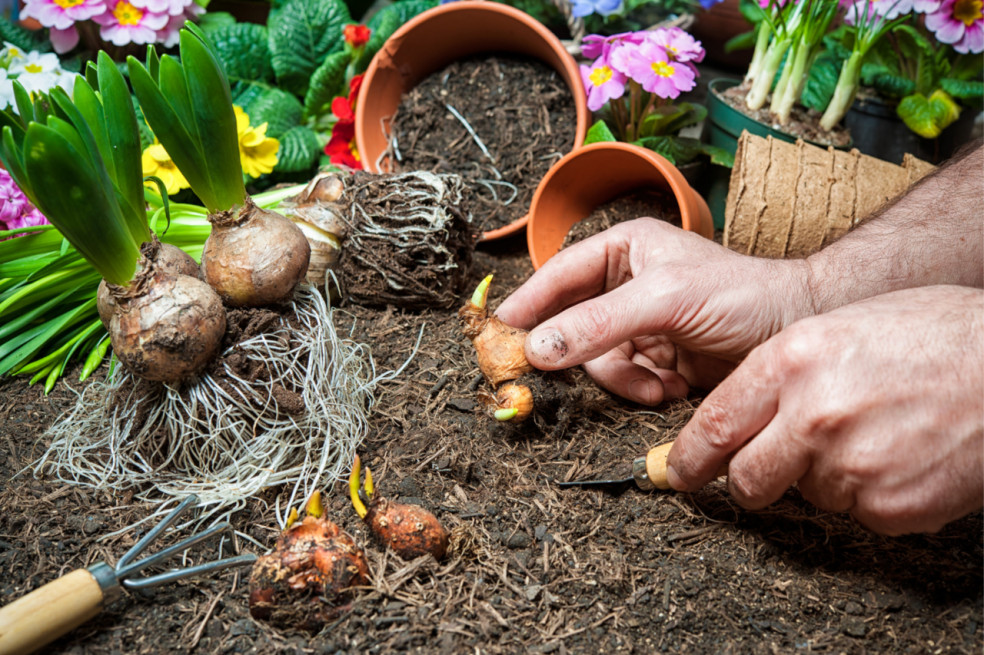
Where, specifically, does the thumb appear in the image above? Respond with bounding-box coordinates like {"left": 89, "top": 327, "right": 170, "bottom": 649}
{"left": 524, "top": 277, "right": 666, "bottom": 370}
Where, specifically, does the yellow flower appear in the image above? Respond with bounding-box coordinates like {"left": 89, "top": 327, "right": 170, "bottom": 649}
{"left": 234, "top": 105, "right": 279, "bottom": 179}
{"left": 141, "top": 141, "right": 189, "bottom": 195}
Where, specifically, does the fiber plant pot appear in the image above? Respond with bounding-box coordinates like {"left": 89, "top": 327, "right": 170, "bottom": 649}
{"left": 354, "top": 0, "right": 590, "bottom": 241}
{"left": 844, "top": 92, "right": 977, "bottom": 165}
{"left": 526, "top": 142, "right": 714, "bottom": 270}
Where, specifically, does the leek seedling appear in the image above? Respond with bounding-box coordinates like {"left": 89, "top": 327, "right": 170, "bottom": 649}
{"left": 128, "top": 25, "right": 310, "bottom": 308}
{"left": 0, "top": 51, "right": 226, "bottom": 385}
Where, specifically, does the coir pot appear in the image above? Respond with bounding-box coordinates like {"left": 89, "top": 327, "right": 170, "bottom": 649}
{"left": 354, "top": 0, "right": 590, "bottom": 241}
{"left": 526, "top": 142, "right": 714, "bottom": 270}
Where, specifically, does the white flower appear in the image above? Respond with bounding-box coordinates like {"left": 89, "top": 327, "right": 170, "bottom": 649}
{"left": 8, "top": 50, "right": 62, "bottom": 76}
{"left": 0, "top": 69, "right": 15, "bottom": 111}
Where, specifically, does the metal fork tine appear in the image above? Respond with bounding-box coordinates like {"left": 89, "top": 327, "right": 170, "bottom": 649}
{"left": 121, "top": 553, "right": 258, "bottom": 589}
{"left": 117, "top": 495, "right": 199, "bottom": 569}
{"left": 116, "top": 522, "right": 231, "bottom": 581}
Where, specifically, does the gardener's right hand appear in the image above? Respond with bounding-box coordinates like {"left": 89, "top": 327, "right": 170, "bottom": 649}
{"left": 495, "top": 218, "right": 817, "bottom": 405}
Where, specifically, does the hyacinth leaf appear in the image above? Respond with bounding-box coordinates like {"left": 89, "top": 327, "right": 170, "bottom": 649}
{"left": 129, "top": 56, "right": 218, "bottom": 211}
{"left": 179, "top": 28, "right": 246, "bottom": 211}
{"left": 97, "top": 51, "right": 146, "bottom": 232}
{"left": 71, "top": 79, "right": 111, "bottom": 177}
{"left": 0, "top": 284, "right": 84, "bottom": 342}
{"left": 147, "top": 43, "right": 160, "bottom": 82}
{"left": 0, "top": 129, "right": 31, "bottom": 204}
{"left": 14, "top": 309, "right": 99, "bottom": 376}
{"left": 80, "top": 333, "right": 111, "bottom": 382}
{"left": 22, "top": 123, "right": 140, "bottom": 285}
{"left": 13, "top": 83, "right": 33, "bottom": 125}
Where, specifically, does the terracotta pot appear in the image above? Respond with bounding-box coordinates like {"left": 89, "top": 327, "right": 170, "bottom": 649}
{"left": 526, "top": 142, "right": 714, "bottom": 270}
{"left": 354, "top": 0, "right": 589, "bottom": 241}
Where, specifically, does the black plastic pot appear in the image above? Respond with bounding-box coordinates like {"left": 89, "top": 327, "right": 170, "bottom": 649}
{"left": 844, "top": 93, "right": 977, "bottom": 165}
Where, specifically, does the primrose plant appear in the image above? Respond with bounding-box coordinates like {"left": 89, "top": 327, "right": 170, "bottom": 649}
{"left": 580, "top": 26, "right": 731, "bottom": 166}
{"left": 20, "top": 0, "right": 203, "bottom": 54}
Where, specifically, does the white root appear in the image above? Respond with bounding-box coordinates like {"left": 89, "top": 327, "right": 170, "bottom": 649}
{"left": 34, "top": 285, "right": 386, "bottom": 531}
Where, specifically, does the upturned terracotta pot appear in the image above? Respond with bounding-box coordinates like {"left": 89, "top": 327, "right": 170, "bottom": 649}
{"left": 354, "top": 0, "right": 589, "bottom": 241}
{"left": 526, "top": 142, "right": 714, "bottom": 270}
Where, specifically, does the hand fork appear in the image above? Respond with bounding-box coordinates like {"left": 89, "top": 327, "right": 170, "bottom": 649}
{"left": 0, "top": 495, "right": 257, "bottom": 655}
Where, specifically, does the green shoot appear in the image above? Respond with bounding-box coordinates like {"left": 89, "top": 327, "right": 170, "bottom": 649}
{"left": 127, "top": 25, "right": 246, "bottom": 214}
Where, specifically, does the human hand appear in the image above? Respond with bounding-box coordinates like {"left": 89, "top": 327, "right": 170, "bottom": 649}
{"left": 666, "top": 285, "right": 984, "bottom": 535}
{"left": 495, "top": 218, "right": 815, "bottom": 404}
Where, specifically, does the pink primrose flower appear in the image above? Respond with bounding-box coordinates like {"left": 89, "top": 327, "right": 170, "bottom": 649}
{"left": 20, "top": 0, "right": 107, "bottom": 30}
{"left": 157, "top": 4, "right": 201, "bottom": 48}
{"left": 620, "top": 40, "right": 696, "bottom": 99}
{"left": 580, "top": 59, "right": 627, "bottom": 112}
{"left": 130, "top": 0, "right": 195, "bottom": 15}
{"left": 580, "top": 31, "right": 644, "bottom": 60}
{"left": 49, "top": 26, "right": 80, "bottom": 53}
{"left": 914, "top": 0, "right": 943, "bottom": 10}
{"left": 924, "top": 0, "right": 984, "bottom": 52}
{"left": 644, "top": 27, "right": 705, "bottom": 63}
{"left": 93, "top": 0, "right": 169, "bottom": 46}
{"left": 758, "top": 0, "right": 790, "bottom": 8}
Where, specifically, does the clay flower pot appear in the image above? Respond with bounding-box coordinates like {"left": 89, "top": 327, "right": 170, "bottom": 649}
{"left": 354, "top": 0, "right": 589, "bottom": 241}
{"left": 526, "top": 142, "right": 714, "bottom": 270}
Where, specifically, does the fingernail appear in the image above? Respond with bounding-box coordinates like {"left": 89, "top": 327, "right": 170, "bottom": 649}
{"left": 527, "top": 327, "right": 568, "bottom": 366}
{"left": 665, "top": 464, "right": 687, "bottom": 492}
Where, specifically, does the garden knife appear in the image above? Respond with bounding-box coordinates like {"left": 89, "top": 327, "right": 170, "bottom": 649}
{"left": 555, "top": 442, "right": 728, "bottom": 494}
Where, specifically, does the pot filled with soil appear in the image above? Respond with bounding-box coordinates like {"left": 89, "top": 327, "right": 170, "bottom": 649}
{"left": 526, "top": 142, "right": 713, "bottom": 270}
{"left": 354, "top": 0, "right": 590, "bottom": 241}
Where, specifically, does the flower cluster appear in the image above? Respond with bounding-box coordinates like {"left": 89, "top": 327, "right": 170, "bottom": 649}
{"left": 20, "top": 0, "right": 203, "bottom": 54}
{"left": 0, "top": 43, "right": 79, "bottom": 112}
{"left": 324, "top": 73, "right": 364, "bottom": 169}
{"left": 0, "top": 168, "right": 48, "bottom": 240}
{"left": 143, "top": 105, "right": 279, "bottom": 195}
{"left": 580, "top": 28, "right": 704, "bottom": 139}
{"left": 324, "top": 24, "right": 372, "bottom": 170}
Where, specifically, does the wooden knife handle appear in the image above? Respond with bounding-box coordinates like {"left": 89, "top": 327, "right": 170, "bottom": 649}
{"left": 643, "top": 442, "right": 729, "bottom": 490}
{"left": 0, "top": 568, "right": 106, "bottom": 655}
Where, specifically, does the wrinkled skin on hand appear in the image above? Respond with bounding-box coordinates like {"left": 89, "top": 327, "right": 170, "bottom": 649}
{"left": 496, "top": 218, "right": 816, "bottom": 404}
{"left": 666, "top": 285, "right": 983, "bottom": 536}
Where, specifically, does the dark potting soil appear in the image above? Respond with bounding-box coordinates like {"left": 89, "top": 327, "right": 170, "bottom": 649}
{"left": 563, "top": 189, "right": 683, "bottom": 249}
{"left": 388, "top": 55, "right": 578, "bottom": 234}
{"left": 0, "top": 242, "right": 981, "bottom": 654}
{"left": 718, "top": 83, "right": 852, "bottom": 148}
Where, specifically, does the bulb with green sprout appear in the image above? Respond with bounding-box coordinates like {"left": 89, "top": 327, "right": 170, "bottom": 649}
{"left": 128, "top": 24, "right": 310, "bottom": 307}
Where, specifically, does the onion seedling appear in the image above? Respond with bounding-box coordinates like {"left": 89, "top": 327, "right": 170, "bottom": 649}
{"left": 349, "top": 454, "right": 449, "bottom": 560}
{"left": 0, "top": 52, "right": 225, "bottom": 385}
{"left": 249, "top": 490, "right": 369, "bottom": 629}
{"left": 127, "top": 25, "right": 310, "bottom": 307}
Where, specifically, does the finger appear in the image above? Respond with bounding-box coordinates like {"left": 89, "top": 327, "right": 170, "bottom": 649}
{"left": 665, "top": 346, "right": 781, "bottom": 492}
{"left": 495, "top": 221, "right": 638, "bottom": 329}
{"left": 725, "top": 419, "right": 812, "bottom": 510}
{"left": 582, "top": 348, "right": 689, "bottom": 404}
{"left": 523, "top": 276, "right": 671, "bottom": 369}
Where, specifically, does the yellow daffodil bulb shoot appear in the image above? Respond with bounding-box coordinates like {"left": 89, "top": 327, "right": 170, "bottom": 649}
{"left": 234, "top": 106, "right": 279, "bottom": 179}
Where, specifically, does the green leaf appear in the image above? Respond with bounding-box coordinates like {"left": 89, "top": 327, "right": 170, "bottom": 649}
{"left": 128, "top": 56, "right": 218, "bottom": 210}
{"left": 97, "top": 51, "right": 146, "bottom": 236}
{"left": 304, "top": 51, "right": 350, "bottom": 117}
{"left": 274, "top": 125, "right": 321, "bottom": 173}
{"left": 23, "top": 124, "right": 140, "bottom": 284}
{"left": 158, "top": 55, "right": 200, "bottom": 153}
{"left": 897, "top": 90, "right": 960, "bottom": 138}
{"left": 639, "top": 103, "right": 706, "bottom": 138}
{"left": 205, "top": 23, "right": 275, "bottom": 86}
{"left": 701, "top": 144, "right": 735, "bottom": 168}
{"left": 631, "top": 135, "right": 704, "bottom": 166}
{"left": 941, "top": 77, "right": 983, "bottom": 101}
{"left": 801, "top": 49, "right": 843, "bottom": 112}
{"left": 868, "top": 71, "right": 916, "bottom": 98}
{"left": 197, "top": 10, "right": 238, "bottom": 33}
{"left": 180, "top": 28, "right": 246, "bottom": 211}
{"left": 231, "top": 79, "right": 276, "bottom": 111}
{"left": 245, "top": 87, "right": 304, "bottom": 139}
{"left": 269, "top": 0, "right": 351, "bottom": 97}
{"left": 584, "top": 119, "right": 617, "bottom": 145}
